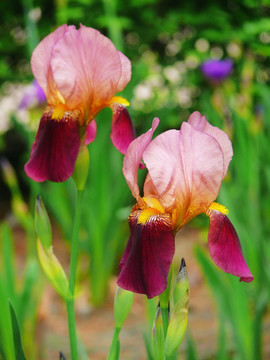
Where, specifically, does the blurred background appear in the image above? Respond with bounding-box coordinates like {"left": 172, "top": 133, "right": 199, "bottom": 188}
{"left": 0, "top": 0, "right": 270, "bottom": 359}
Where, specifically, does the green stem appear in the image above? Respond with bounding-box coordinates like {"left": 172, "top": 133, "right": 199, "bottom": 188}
{"left": 69, "top": 190, "right": 84, "bottom": 294}
{"left": 160, "top": 305, "right": 169, "bottom": 337}
{"left": 66, "top": 299, "right": 78, "bottom": 360}
{"left": 66, "top": 189, "right": 85, "bottom": 360}
{"left": 107, "top": 327, "right": 121, "bottom": 360}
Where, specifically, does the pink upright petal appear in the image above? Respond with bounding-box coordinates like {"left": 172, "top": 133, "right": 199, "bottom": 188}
{"left": 85, "top": 120, "right": 97, "bottom": 145}
{"left": 51, "top": 25, "right": 122, "bottom": 110}
{"left": 116, "top": 52, "right": 132, "bottom": 92}
{"left": 143, "top": 123, "right": 225, "bottom": 228}
{"left": 123, "top": 118, "right": 159, "bottom": 200}
{"left": 207, "top": 209, "right": 253, "bottom": 282}
{"left": 110, "top": 105, "right": 135, "bottom": 154}
{"left": 25, "top": 109, "right": 80, "bottom": 182}
{"left": 117, "top": 210, "right": 175, "bottom": 299}
{"left": 188, "top": 112, "right": 233, "bottom": 176}
{"left": 31, "top": 25, "right": 75, "bottom": 103}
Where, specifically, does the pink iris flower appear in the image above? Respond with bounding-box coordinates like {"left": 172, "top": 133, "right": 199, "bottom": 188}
{"left": 118, "top": 111, "right": 253, "bottom": 299}
{"left": 25, "top": 24, "right": 135, "bottom": 182}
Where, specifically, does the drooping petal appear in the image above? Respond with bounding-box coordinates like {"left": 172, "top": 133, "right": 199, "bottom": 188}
{"left": 117, "top": 210, "right": 175, "bottom": 299}
{"left": 143, "top": 123, "right": 225, "bottom": 228}
{"left": 116, "top": 52, "right": 132, "bottom": 92}
{"left": 25, "top": 108, "right": 81, "bottom": 182}
{"left": 207, "top": 209, "right": 253, "bottom": 282}
{"left": 31, "top": 25, "right": 75, "bottom": 103}
{"left": 51, "top": 25, "right": 122, "bottom": 110}
{"left": 188, "top": 111, "right": 233, "bottom": 176}
{"left": 110, "top": 105, "right": 135, "bottom": 154}
{"left": 123, "top": 118, "right": 159, "bottom": 201}
{"left": 85, "top": 120, "right": 97, "bottom": 145}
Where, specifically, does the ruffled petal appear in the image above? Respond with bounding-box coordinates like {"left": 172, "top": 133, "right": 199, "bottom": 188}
{"left": 25, "top": 108, "right": 81, "bottom": 182}
{"left": 143, "top": 122, "right": 225, "bottom": 228}
{"left": 51, "top": 25, "right": 122, "bottom": 110}
{"left": 117, "top": 210, "right": 175, "bottom": 299}
{"left": 31, "top": 25, "right": 75, "bottom": 103}
{"left": 188, "top": 111, "right": 233, "bottom": 175}
{"left": 116, "top": 52, "right": 132, "bottom": 92}
{"left": 207, "top": 209, "right": 253, "bottom": 282}
{"left": 110, "top": 105, "right": 135, "bottom": 154}
{"left": 123, "top": 118, "right": 159, "bottom": 201}
{"left": 85, "top": 120, "right": 97, "bottom": 145}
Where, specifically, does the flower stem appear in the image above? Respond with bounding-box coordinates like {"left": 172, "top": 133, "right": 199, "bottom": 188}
{"left": 107, "top": 327, "right": 121, "bottom": 360}
{"left": 160, "top": 305, "right": 169, "bottom": 337}
{"left": 66, "top": 298, "right": 78, "bottom": 360}
{"left": 66, "top": 189, "right": 85, "bottom": 360}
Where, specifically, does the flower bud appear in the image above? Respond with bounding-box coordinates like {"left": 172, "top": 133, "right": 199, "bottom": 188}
{"left": 37, "top": 239, "right": 70, "bottom": 299}
{"left": 35, "top": 195, "right": 52, "bottom": 249}
{"left": 165, "top": 258, "right": 189, "bottom": 357}
{"left": 114, "top": 286, "right": 134, "bottom": 329}
{"left": 152, "top": 303, "right": 165, "bottom": 360}
{"left": 72, "top": 144, "right": 89, "bottom": 191}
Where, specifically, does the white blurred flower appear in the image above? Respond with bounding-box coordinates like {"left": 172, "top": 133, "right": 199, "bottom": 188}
{"left": 226, "top": 42, "right": 242, "bottom": 58}
{"left": 195, "top": 38, "right": 210, "bottom": 53}
{"left": 163, "top": 66, "right": 181, "bottom": 84}
{"left": 176, "top": 87, "right": 192, "bottom": 108}
{"left": 134, "top": 84, "right": 154, "bottom": 101}
{"left": 210, "top": 47, "right": 224, "bottom": 59}
{"left": 185, "top": 54, "right": 200, "bottom": 69}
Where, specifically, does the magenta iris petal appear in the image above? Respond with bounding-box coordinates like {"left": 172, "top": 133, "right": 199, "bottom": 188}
{"left": 110, "top": 105, "right": 136, "bottom": 154}
{"left": 25, "top": 111, "right": 80, "bottom": 182}
{"left": 117, "top": 211, "right": 175, "bottom": 299}
{"left": 85, "top": 120, "right": 97, "bottom": 145}
{"left": 208, "top": 210, "right": 253, "bottom": 282}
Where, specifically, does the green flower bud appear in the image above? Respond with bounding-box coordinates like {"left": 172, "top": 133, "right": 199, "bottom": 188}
{"left": 165, "top": 258, "right": 190, "bottom": 357}
{"left": 35, "top": 195, "right": 52, "bottom": 249}
{"left": 37, "top": 239, "right": 70, "bottom": 299}
{"left": 152, "top": 303, "right": 165, "bottom": 360}
{"left": 72, "top": 144, "right": 89, "bottom": 191}
{"left": 114, "top": 286, "right": 134, "bottom": 329}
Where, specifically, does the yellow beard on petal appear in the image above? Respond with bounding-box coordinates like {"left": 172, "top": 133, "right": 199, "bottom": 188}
{"left": 51, "top": 104, "right": 70, "bottom": 121}
{"left": 137, "top": 196, "right": 166, "bottom": 225}
{"left": 206, "top": 202, "right": 229, "bottom": 216}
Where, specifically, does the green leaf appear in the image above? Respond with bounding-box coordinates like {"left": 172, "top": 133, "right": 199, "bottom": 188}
{"left": 9, "top": 302, "right": 27, "bottom": 360}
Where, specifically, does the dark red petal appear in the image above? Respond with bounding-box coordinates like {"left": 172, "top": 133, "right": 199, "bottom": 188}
{"left": 110, "top": 105, "right": 136, "bottom": 154}
{"left": 117, "top": 211, "right": 175, "bottom": 298}
{"left": 25, "top": 109, "right": 80, "bottom": 182}
{"left": 85, "top": 120, "right": 97, "bottom": 145}
{"left": 207, "top": 211, "right": 253, "bottom": 282}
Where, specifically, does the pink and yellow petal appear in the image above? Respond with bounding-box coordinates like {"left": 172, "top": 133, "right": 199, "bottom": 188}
{"left": 51, "top": 25, "right": 122, "bottom": 110}
{"left": 123, "top": 118, "right": 159, "bottom": 201}
{"left": 143, "top": 123, "right": 225, "bottom": 228}
{"left": 188, "top": 111, "right": 233, "bottom": 176}
{"left": 31, "top": 24, "right": 75, "bottom": 104}
{"left": 116, "top": 52, "right": 132, "bottom": 93}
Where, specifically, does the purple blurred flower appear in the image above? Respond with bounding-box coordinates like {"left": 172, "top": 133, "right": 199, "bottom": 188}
{"left": 19, "top": 80, "right": 46, "bottom": 109}
{"left": 201, "top": 59, "right": 233, "bottom": 82}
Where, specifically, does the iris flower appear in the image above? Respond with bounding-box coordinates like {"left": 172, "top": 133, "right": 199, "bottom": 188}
{"left": 118, "top": 112, "right": 253, "bottom": 299}
{"left": 25, "top": 24, "right": 134, "bottom": 182}
{"left": 201, "top": 59, "right": 233, "bottom": 82}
